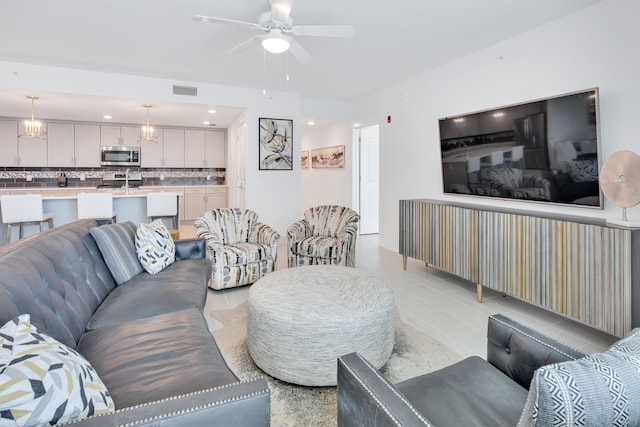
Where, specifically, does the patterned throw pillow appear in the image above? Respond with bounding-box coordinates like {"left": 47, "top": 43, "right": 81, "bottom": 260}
{"left": 135, "top": 219, "right": 176, "bottom": 274}
{"left": 566, "top": 160, "right": 598, "bottom": 182}
{"left": 0, "top": 314, "right": 114, "bottom": 426}
{"left": 517, "top": 328, "right": 640, "bottom": 426}
{"left": 90, "top": 221, "right": 143, "bottom": 285}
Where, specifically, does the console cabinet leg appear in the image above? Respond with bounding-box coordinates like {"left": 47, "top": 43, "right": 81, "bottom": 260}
{"left": 402, "top": 255, "right": 407, "bottom": 270}
{"left": 476, "top": 284, "right": 483, "bottom": 303}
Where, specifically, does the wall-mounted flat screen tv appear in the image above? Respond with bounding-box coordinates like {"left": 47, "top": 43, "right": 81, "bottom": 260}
{"left": 439, "top": 88, "right": 602, "bottom": 208}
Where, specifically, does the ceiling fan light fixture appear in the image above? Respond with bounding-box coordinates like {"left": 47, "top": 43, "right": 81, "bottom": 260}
{"left": 261, "top": 31, "right": 290, "bottom": 54}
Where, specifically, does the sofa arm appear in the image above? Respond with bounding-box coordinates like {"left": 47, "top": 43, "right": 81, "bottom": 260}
{"left": 487, "top": 314, "right": 586, "bottom": 390}
{"left": 58, "top": 379, "right": 270, "bottom": 427}
{"left": 337, "top": 353, "right": 435, "bottom": 427}
{"left": 174, "top": 238, "right": 207, "bottom": 261}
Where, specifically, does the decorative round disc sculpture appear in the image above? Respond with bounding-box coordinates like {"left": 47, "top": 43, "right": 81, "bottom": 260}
{"left": 600, "top": 150, "right": 640, "bottom": 220}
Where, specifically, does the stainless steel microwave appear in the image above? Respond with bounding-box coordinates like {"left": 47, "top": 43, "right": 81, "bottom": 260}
{"left": 100, "top": 146, "right": 140, "bottom": 166}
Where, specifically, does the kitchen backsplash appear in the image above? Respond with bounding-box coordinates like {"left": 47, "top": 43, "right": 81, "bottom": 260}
{"left": 0, "top": 166, "right": 226, "bottom": 188}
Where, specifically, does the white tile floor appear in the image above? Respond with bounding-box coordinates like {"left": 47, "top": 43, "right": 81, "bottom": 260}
{"left": 181, "top": 224, "right": 620, "bottom": 359}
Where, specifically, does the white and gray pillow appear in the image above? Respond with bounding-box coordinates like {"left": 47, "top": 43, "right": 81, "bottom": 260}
{"left": 517, "top": 328, "right": 640, "bottom": 426}
{"left": 0, "top": 314, "right": 114, "bottom": 426}
{"left": 90, "top": 221, "right": 143, "bottom": 285}
{"left": 135, "top": 219, "right": 175, "bottom": 274}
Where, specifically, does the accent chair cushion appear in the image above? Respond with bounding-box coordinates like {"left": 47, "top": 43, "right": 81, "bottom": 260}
{"left": 135, "top": 219, "right": 175, "bottom": 274}
{"left": 517, "top": 328, "right": 640, "bottom": 426}
{"left": 0, "top": 314, "right": 114, "bottom": 426}
{"left": 294, "top": 236, "right": 338, "bottom": 259}
{"left": 90, "top": 221, "right": 143, "bottom": 285}
{"left": 222, "top": 243, "right": 271, "bottom": 266}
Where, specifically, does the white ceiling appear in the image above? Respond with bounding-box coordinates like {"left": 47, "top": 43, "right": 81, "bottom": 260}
{"left": 0, "top": 0, "right": 602, "bottom": 128}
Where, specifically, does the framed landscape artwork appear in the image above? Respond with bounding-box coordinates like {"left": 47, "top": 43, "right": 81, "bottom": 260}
{"left": 259, "top": 118, "right": 293, "bottom": 170}
{"left": 311, "top": 145, "right": 345, "bottom": 168}
{"left": 301, "top": 150, "right": 309, "bottom": 168}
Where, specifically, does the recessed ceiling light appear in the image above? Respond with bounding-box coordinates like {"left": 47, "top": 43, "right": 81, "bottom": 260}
{"left": 208, "top": 109, "right": 216, "bottom": 114}
{"left": 308, "top": 121, "right": 315, "bottom": 125}
{"left": 103, "top": 115, "right": 112, "bottom": 120}
{"left": 203, "top": 121, "right": 210, "bottom": 125}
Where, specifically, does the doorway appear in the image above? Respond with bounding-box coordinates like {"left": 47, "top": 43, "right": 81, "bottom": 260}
{"left": 355, "top": 124, "right": 379, "bottom": 235}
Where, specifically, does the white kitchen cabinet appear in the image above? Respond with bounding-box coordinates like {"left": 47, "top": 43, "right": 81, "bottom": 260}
{"left": 0, "top": 119, "right": 47, "bottom": 167}
{"left": 142, "top": 128, "right": 184, "bottom": 168}
{"left": 163, "top": 129, "right": 185, "bottom": 167}
{"left": 121, "top": 126, "right": 140, "bottom": 147}
{"left": 101, "top": 125, "right": 141, "bottom": 147}
{"left": 184, "top": 130, "right": 226, "bottom": 168}
{"left": 47, "top": 123, "right": 75, "bottom": 167}
{"left": 18, "top": 127, "right": 47, "bottom": 167}
{"left": 205, "top": 131, "right": 226, "bottom": 168}
{"left": 74, "top": 124, "right": 101, "bottom": 167}
{"left": 183, "top": 187, "right": 228, "bottom": 220}
{"left": 48, "top": 123, "right": 101, "bottom": 167}
{"left": 0, "top": 120, "right": 19, "bottom": 166}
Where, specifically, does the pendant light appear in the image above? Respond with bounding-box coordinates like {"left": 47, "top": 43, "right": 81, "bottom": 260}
{"left": 20, "top": 95, "right": 47, "bottom": 139}
{"left": 140, "top": 104, "right": 157, "bottom": 143}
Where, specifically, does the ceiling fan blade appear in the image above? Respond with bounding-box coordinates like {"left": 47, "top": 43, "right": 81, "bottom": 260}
{"left": 287, "top": 39, "right": 312, "bottom": 63}
{"left": 271, "top": 0, "right": 295, "bottom": 24}
{"left": 192, "top": 15, "right": 262, "bottom": 30}
{"left": 226, "top": 35, "right": 262, "bottom": 55}
{"left": 291, "top": 25, "right": 355, "bottom": 38}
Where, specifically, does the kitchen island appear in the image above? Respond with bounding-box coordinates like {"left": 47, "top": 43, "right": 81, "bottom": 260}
{"left": 0, "top": 188, "right": 183, "bottom": 245}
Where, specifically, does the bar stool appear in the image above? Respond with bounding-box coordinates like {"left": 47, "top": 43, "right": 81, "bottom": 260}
{"left": 77, "top": 193, "right": 117, "bottom": 224}
{"left": 1, "top": 194, "right": 55, "bottom": 245}
{"left": 146, "top": 192, "right": 179, "bottom": 230}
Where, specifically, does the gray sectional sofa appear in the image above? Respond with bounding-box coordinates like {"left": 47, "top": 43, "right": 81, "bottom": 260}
{"left": 0, "top": 220, "right": 269, "bottom": 426}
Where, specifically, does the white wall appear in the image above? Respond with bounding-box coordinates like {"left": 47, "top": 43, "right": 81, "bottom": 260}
{"left": 300, "top": 121, "right": 354, "bottom": 215}
{"left": 353, "top": 0, "right": 640, "bottom": 251}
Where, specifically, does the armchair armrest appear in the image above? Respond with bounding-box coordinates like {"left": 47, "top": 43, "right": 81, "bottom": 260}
{"left": 487, "top": 314, "right": 586, "bottom": 389}
{"left": 58, "top": 379, "right": 270, "bottom": 427}
{"left": 254, "top": 222, "right": 281, "bottom": 262}
{"left": 254, "top": 222, "right": 281, "bottom": 247}
{"left": 287, "top": 219, "right": 308, "bottom": 242}
{"left": 337, "top": 352, "right": 435, "bottom": 427}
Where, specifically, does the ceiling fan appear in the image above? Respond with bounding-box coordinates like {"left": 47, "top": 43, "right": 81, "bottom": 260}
{"left": 193, "top": 0, "right": 355, "bottom": 63}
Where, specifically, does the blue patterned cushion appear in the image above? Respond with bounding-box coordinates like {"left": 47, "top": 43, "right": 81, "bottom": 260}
{"left": 0, "top": 315, "right": 114, "bottom": 426}
{"left": 517, "top": 328, "right": 640, "bottom": 426}
{"left": 135, "top": 220, "right": 175, "bottom": 274}
{"left": 90, "top": 221, "right": 143, "bottom": 285}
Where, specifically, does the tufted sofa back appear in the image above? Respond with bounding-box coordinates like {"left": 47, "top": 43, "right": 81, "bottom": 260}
{"left": 0, "top": 220, "right": 116, "bottom": 348}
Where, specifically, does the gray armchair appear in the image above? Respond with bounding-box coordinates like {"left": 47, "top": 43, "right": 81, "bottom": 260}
{"left": 338, "top": 314, "right": 588, "bottom": 426}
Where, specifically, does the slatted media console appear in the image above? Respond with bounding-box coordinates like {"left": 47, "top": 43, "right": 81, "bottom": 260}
{"left": 399, "top": 199, "right": 640, "bottom": 337}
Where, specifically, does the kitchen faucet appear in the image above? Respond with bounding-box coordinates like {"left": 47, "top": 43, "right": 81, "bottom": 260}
{"left": 124, "top": 168, "right": 130, "bottom": 195}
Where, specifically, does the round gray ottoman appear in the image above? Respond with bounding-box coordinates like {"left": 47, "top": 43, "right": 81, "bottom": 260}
{"left": 247, "top": 265, "right": 395, "bottom": 386}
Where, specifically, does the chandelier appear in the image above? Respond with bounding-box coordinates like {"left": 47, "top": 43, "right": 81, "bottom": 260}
{"left": 20, "top": 95, "right": 47, "bottom": 139}
{"left": 140, "top": 104, "right": 157, "bottom": 143}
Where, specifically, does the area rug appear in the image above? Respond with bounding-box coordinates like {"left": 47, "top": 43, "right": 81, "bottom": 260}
{"left": 207, "top": 303, "right": 462, "bottom": 427}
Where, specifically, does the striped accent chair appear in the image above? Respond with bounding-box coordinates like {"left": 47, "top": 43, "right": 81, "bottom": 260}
{"left": 287, "top": 205, "right": 359, "bottom": 268}
{"left": 195, "top": 208, "right": 280, "bottom": 290}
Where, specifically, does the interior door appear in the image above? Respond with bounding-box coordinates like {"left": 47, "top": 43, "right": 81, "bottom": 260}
{"left": 359, "top": 124, "right": 379, "bottom": 235}
{"left": 236, "top": 121, "right": 247, "bottom": 209}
